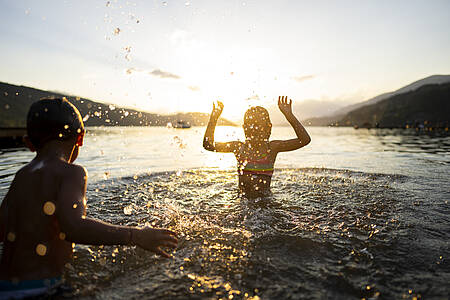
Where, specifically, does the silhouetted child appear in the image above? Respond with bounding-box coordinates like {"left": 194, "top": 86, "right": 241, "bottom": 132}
{"left": 203, "top": 96, "right": 311, "bottom": 198}
{"left": 0, "top": 98, "right": 177, "bottom": 299}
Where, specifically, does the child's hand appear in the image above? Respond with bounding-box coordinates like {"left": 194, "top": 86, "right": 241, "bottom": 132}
{"left": 132, "top": 227, "right": 178, "bottom": 258}
{"left": 278, "top": 96, "right": 293, "bottom": 116}
{"left": 211, "top": 101, "right": 224, "bottom": 119}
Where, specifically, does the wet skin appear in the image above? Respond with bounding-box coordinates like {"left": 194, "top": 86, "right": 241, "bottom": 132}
{"left": 0, "top": 142, "right": 84, "bottom": 280}
{"left": 0, "top": 138, "right": 177, "bottom": 281}
{"left": 236, "top": 140, "right": 276, "bottom": 198}
{"left": 203, "top": 96, "right": 311, "bottom": 198}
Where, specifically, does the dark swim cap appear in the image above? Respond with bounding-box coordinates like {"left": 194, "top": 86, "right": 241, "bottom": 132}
{"left": 26, "top": 98, "right": 84, "bottom": 149}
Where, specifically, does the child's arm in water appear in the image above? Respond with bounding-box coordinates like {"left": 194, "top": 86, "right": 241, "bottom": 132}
{"left": 56, "top": 165, "right": 178, "bottom": 258}
{"left": 203, "top": 101, "right": 242, "bottom": 153}
{"left": 271, "top": 96, "right": 311, "bottom": 152}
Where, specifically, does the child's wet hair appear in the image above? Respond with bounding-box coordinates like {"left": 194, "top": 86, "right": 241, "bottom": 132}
{"left": 243, "top": 106, "right": 272, "bottom": 140}
{"left": 27, "top": 98, "right": 84, "bottom": 149}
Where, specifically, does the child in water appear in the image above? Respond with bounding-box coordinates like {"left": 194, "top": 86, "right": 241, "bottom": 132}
{"left": 203, "top": 96, "right": 311, "bottom": 198}
{"left": 0, "top": 98, "right": 177, "bottom": 299}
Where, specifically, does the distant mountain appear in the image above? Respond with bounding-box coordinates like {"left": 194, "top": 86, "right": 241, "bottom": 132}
{"left": 268, "top": 99, "right": 349, "bottom": 126}
{"left": 337, "top": 83, "right": 450, "bottom": 128}
{"left": 304, "top": 75, "right": 450, "bottom": 126}
{"left": 0, "top": 82, "right": 234, "bottom": 127}
{"left": 335, "top": 74, "right": 450, "bottom": 116}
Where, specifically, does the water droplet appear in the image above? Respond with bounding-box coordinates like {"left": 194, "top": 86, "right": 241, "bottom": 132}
{"left": 36, "top": 244, "right": 47, "bottom": 256}
{"left": 123, "top": 205, "right": 133, "bottom": 215}
{"left": 43, "top": 201, "right": 56, "bottom": 215}
{"left": 83, "top": 114, "right": 89, "bottom": 122}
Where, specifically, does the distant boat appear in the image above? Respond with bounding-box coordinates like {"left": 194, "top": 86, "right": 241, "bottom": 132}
{"left": 173, "top": 120, "right": 191, "bottom": 128}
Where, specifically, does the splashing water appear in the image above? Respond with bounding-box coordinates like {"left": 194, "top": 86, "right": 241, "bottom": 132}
{"left": 64, "top": 168, "right": 449, "bottom": 299}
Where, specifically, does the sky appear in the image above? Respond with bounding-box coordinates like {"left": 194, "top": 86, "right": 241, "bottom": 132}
{"left": 1, "top": 0, "right": 449, "bottom": 121}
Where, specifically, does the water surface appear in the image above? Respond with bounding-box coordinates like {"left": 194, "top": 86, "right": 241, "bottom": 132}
{"left": 0, "top": 126, "right": 448, "bottom": 299}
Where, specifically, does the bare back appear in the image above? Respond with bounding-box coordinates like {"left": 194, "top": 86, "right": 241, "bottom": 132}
{"left": 235, "top": 141, "right": 277, "bottom": 197}
{"left": 0, "top": 158, "right": 77, "bottom": 280}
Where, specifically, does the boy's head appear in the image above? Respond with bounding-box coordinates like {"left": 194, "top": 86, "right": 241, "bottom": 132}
{"left": 243, "top": 106, "right": 272, "bottom": 141}
{"left": 26, "top": 98, "right": 85, "bottom": 151}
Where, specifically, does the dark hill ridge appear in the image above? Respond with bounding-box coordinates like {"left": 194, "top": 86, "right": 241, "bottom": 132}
{"left": 0, "top": 81, "right": 234, "bottom": 128}
{"left": 334, "top": 74, "right": 450, "bottom": 116}
{"left": 303, "top": 74, "right": 450, "bottom": 126}
{"left": 338, "top": 83, "right": 450, "bottom": 129}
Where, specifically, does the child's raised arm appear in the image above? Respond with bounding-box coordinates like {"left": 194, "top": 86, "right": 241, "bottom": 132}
{"left": 271, "top": 96, "right": 311, "bottom": 153}
{"left": 56, "top": 166, "right": 178, "bottom": 258}
{"left": 203, "top": 101, "right": 241, "bottom": 153}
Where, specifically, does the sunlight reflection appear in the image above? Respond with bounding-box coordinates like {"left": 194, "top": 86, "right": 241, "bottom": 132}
{"left": 204, "top": 126, "right": 244, "bottom": 170}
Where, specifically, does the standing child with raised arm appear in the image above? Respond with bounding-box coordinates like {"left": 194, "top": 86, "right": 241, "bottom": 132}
{"left": 0, "top": 98, "right": 177, "bottom": 299}
{"left": 203, "top": 96, "right": 311, "bottom": 198}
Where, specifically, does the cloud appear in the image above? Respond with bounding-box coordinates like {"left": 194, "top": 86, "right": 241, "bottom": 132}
{"left": 188, "top": 86, "right": 200, "bottom": 91}
{"left": 292, "top": 74, "right": 316, "bottom": 83}
{"left": 149, "top": 69, "right": 181, "bottom": 79}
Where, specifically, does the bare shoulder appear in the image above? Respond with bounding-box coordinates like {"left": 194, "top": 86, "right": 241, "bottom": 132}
{"left": 230, "top": 141, "right": 243, "bottom": 149}
{"left": 228, "top": 141, "right": 243, "bottom": 154}
{"left": 60, "top": 163, "right": 87, "bottom": 182}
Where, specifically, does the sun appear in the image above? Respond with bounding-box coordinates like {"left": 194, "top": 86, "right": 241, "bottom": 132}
{"left": 202, "top": 125, "right": 244, "bottom": 170}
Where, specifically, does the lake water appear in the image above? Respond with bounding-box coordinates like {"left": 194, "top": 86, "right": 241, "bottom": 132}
{"left": 0, "top": 126, "right": 449, "bottom": 299}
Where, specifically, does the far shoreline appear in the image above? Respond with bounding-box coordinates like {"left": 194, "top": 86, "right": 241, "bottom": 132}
{"left": 1, "top": 125, "right": 448, "bottom": 150}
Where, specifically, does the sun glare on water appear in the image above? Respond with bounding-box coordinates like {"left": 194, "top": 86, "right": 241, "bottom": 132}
{"left": 203, "top": 126, "right": 243, "bottom": 170}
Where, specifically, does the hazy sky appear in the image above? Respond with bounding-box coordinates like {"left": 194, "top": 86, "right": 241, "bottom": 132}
{"left": 1, "top": 0, "right": 449, "bottom": 120}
